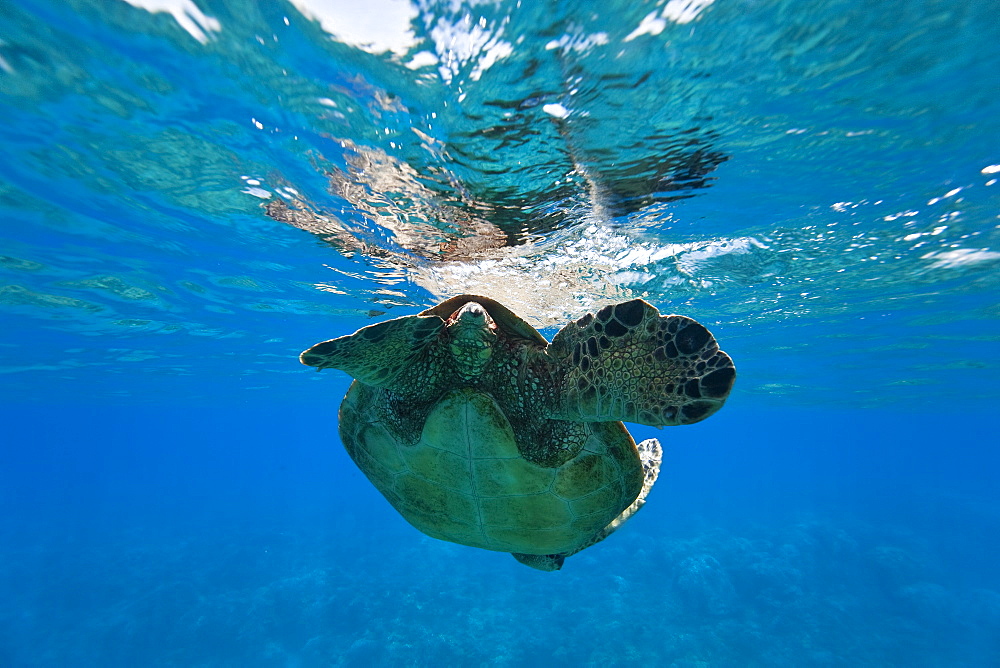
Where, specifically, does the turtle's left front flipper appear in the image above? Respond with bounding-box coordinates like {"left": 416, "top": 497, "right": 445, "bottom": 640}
{"left": 546, "top": 299, "right": 735, "bottom": 426}
{"left": 300, "top": 314, "right": 445, "bottom": 390}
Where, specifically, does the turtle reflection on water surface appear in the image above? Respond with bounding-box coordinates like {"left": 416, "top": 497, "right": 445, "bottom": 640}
{"left": 301, "top": 294, "right": 735, "bottom": 570}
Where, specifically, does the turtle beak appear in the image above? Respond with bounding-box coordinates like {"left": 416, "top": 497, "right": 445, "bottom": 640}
{"left": 451, "top": 301, "right": 488, "bottom": 326}
{"left": 447, "top": 302, "right": 496, "bottom": 379}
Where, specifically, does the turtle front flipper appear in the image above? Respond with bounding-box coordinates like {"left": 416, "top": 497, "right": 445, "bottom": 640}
{"left": 546, "top": 299, "right": 735, "bottom": 426}
{"left": 300, "top": 314, "right": 445, "bottom": 389}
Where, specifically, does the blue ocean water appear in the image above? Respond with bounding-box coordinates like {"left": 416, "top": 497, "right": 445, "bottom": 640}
{"left": 1, "top": 0, "right": 998, "bottom": 665}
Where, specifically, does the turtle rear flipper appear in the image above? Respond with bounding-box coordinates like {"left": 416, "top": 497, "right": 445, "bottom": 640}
{"left": 511, "top": 552, "right": 565, "bottom": 571}
{"left": 589, "top": 438, "right": 662, "bottom": 542}
{"left": 300, "top": 314, "right": 444, "bottom": 388}
{"left": 510, "top": 438, "right": 662, "bottom": 570}
{"left": 547, "top": 299, "right": 735, "bottom": 426}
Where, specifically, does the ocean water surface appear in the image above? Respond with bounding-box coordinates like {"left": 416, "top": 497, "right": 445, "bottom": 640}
{"left": 1, "top": 0, "right": 998, "bottom": 665}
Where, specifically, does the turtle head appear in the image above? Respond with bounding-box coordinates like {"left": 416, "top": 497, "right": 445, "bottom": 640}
{"left": 446, "top": 301, "right": 497, "bottom": 379}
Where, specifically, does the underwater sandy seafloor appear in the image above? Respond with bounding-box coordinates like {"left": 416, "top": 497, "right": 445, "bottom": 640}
{"left": 1, "top": 405, "right": 997, "bottom": 667}
{"left": 3, "top": 507, "right": 998, "bottom": 666}
{"left": 2, "top": 0, "right": 999, "bottom": 664}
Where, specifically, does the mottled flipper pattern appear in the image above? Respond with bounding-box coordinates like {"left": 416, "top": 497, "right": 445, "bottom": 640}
{"left": 300, "top": 314, "right": 445, "bottom": 389}
{"left": 547, "top": 299, "right": 735, "bottom": 426}
{"left": 301, "top": 294, "right": 736, "bottom": 572}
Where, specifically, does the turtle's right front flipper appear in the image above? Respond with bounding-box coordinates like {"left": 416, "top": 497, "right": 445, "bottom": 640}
{"left": 300, "top": 314, "right": 445, "bottom": 389}
{"left": 546, "top": 299, "right": 736, "bottom": 426}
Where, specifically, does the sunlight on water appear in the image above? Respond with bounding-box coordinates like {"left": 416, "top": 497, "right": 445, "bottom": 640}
{"left": 0, "top": 0, "right": 997, "bottom": 408}
{"left": 122, "top": 0, "right": 222, "bottom": 43}
{"left": 2, "top": 2, "right": 1000, "bottom": 666}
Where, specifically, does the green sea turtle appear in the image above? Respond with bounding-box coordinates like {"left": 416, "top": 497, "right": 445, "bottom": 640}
{"left": 301, "top": 294, "right": 735, "bottom": 570}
